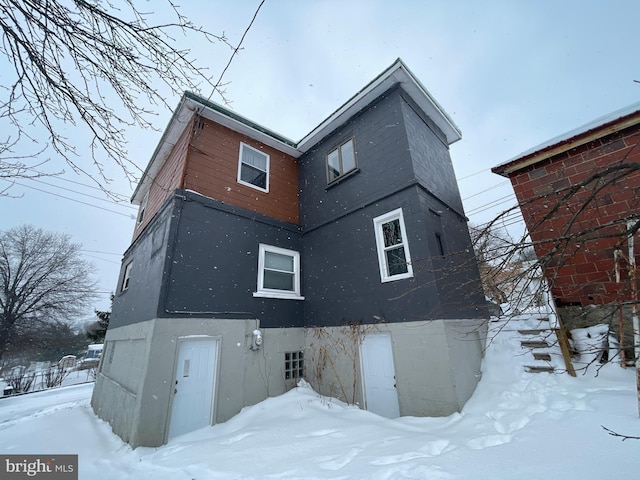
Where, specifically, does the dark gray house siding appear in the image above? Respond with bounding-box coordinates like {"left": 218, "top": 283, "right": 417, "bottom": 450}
{"left": 112, "top": 190, "right": 304, "bottom": 330}
{"left": 298, "top": 87, "right": 414, "bottom": 231}
{"left": 110, "top": 199, "right": 173, "bottom": 329}
{"left": 401, "top": 93, "right": 466, "bottom": 216}
{"left": 298, "top": 86, "right": 486, "bottom": 327}
{"left": 95, "top": 61, "right": 490, "bottom": 448}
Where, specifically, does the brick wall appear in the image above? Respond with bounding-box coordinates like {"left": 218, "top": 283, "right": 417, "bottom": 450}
{"left": 509, "top": 123, "right": 640, "bottom": 306}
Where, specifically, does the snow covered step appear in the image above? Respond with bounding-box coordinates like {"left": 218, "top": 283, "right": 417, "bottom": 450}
{"left": 517, "top": 329, "right": 552, "bottom": 335}
{"left": 524, "top": 365, "right": 555, "bottom": 373}
{"left": 532, "top": 352, "right": 552, "bottom": 361}
{"left": 521, "top": 340, "right": 551, "bottom": 349}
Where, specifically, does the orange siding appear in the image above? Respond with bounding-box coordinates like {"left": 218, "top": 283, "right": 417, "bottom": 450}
{"left": 183, "top": 118, "right": 300, "bottom": 224}
{"left": 132, "top": 122, "right": 193, "bottom": 240}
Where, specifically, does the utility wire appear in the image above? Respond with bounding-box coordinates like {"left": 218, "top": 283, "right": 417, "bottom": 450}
{"left": 24, "top": 177, "right": 137, "bottom": 209}
{"left": 0, "top": 179, "right": 135, "bottom": 218}
{"left": 462, "top": 180, "right": 510, "bottom": 201}
{"left": 207, "top": 0, "right": 266, "bottom": 102}
{"left": 81, "top": 249, "right": 123, "bottom": 256}
{"left": 24, "top": 167, "right": 130, "bottom": 200}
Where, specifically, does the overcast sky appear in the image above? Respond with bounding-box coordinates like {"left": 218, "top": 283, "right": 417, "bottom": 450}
{"left": 2, "top": 0, "right": 639, "bottom": 314}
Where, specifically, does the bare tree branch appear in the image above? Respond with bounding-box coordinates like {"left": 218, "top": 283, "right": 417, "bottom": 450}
{"left": 0, "top": 0, "right": 234, "bottom": 193}
{"left": 602, "top": 425, "right": 640, "bottom": 441}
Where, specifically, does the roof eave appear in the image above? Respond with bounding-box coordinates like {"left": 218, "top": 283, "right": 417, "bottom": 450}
{"left": 493, "top": 105, "right": 640, "bottom": 178}
{"left": 297, "top": 58, "right": 461, "bottom": 153}
{"left": 131, "top": 94, "right": 300, "bottom": 204}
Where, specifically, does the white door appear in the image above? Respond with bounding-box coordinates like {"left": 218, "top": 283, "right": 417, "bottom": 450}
{"left": 360, "top": 333, "right": 400, "bottom": 418}
{"left": 168, "top": 337, "right": 218, "bottom": 439}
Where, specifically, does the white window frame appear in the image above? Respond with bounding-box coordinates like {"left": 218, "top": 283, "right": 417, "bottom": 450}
{"left": 121, "top": 261, "right": 133, "bottom": 292}
{"left": 253, "top": 244, "right": 304, "bottom": 300}
{"left": 136, "top": 191, "right": 149, "bottom": 225}
{"left": 373, "top": 208, "right": 414, "bottom": 282}
{"left": 237, "top": 142, "right": 270, "bottom": 192}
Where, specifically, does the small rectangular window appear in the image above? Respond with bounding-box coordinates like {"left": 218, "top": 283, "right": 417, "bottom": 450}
{"left": 284, "top": 351, "right": 304, "bottom": 380}
{"left": 435, "top": 233, "right": 445, "bottom": 256}
{"left": 373, "top": 208, "right": 414, "bottom": 282}
{"left": 121, "top": 261, "right": 133, "bottom": 292}
{"left": 238, "top": 142, "right": 269, "bottom": 192}
{"left": 326, "top": 138, "right": 357, "bottom": 183}
{"left": 137, "top": 191, "right": 149, "bottom": 225}
{"left": 254, "top": 244, "right": 304, "bottom": 300}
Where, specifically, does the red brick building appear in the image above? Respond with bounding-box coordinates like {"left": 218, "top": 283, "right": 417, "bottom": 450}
{"left": 492, "top": 103, "right": 640, "bottom": 337}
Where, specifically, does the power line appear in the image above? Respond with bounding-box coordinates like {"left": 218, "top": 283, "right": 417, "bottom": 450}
{"left": 24, "top": 167, "right": 131, "bottom": 200}
{"left": 462, "top": 180, "right": 510, "bottom": 201}
{"left": 83, "top": 253, "right": 121, "bottom": 265}
{"left": 81, "top": 249, "right": 123, "bottom": 256}
{"left": 207, "top": 0, "right": 266, "bottom": 102}
{"left": 457, "top": 167, "right": 491, "bottom": 181}
{"left": 465, "top": 193, "right": 516, "bottom": 216}
{"left": 0, "top": 179, "right": 135, "bottom": 218}
{"left": 25, "top": 177, "right": 137, "bottom": 209}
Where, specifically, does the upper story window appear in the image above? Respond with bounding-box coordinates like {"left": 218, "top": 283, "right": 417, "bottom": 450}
{"left": 120, "top": 261, "right": 133, "bottom": 292}
{"left": 136, "top": 191, "right": 149, "bottom": 225}
{"left": 326, "top": 138, "right": 357, "bottom": 183}
{"left": 253, "top": 244, "right": 304, "bottom": 300}
{"left": 373, "top": 208, "right": 414, "bottom": 282}
{"left": 238, "top": 142, "right": 269, "bottom": 192}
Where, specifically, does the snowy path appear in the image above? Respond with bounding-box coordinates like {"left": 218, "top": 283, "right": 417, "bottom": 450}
{"left": 0, "top": 320, "right": 638, "bottom": 479}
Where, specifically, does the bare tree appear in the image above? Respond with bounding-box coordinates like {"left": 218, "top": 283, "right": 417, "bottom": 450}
{"left": 0, "top": 0, "right": 233, "bottom": 192}
{"left": 0, "top": 225, "right": 96, "bottom": 360}
{"left": 469, "top": 223, "right": 525, "bottom": 306}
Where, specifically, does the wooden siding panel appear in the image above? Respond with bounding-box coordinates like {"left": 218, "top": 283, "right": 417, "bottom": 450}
{"left": 184, "top": 118, "right": 299, "bottom": 224}
{"left": 132, "top": 123, "right": 192, "bottom": 240}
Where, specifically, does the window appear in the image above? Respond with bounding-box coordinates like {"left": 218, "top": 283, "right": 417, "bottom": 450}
{"left": 253, "top": 244, "right": 303, "bottom": 299}
{"left": 435, "top": 233, "right": 445, "bottom": 256}
{"left": 121, "top": 261, "right": 133, "bottom": 292}
{"left": 238, "top": 142, "right": 269, "bottom": 192}
{"left": 284, "top": 351, "right": 304, "bottom": 380}
{"left": 136, "top": 191, "right": 149, "bottom": 225}
{"left": 373, "top": 208, "right": 414, "bottom": 282}
{"left": 326, "top": 138, "right": 357, "bottom": 183}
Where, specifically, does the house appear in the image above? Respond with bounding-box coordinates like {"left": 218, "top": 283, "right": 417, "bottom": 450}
{"left": 492, "top": 103, "right": 640, "bottom": 360}
{"left": 91, "top": 59, "right": 489, "bottom": 448}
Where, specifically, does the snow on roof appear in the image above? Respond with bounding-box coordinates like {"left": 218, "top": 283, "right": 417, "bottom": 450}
{"left": 494, "top": 100, "right": 640, "bottom": 174}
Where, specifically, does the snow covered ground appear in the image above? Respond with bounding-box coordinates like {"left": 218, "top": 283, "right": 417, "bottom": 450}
{"left": 1, "top": 318, "right": 638, "bottom": 479}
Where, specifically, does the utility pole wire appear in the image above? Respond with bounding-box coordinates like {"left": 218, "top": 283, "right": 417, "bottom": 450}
{"left": 207, "top": 0, "right": 267, "bottom": 102}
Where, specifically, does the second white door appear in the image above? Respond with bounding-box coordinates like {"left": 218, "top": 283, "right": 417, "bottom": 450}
{"left": 360, "top": 333, "right": 400, "bottom": 418}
